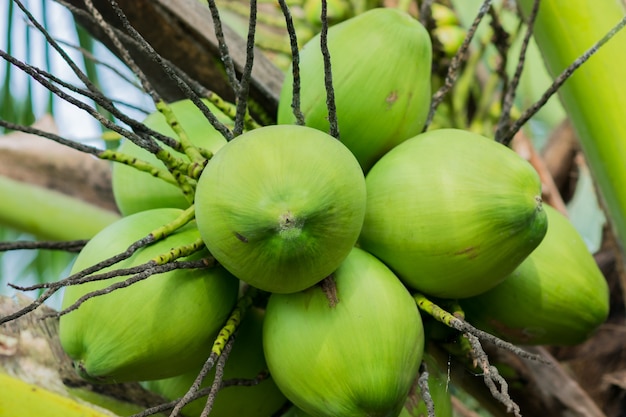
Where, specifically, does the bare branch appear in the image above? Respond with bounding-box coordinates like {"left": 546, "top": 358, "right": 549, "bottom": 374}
{"left": 320, "top": 0, "right": 339, "bottom": 139}
{"left": 424, "top": 0, "right": 493, "bottom": 131}
{"left": 466, "top": 333, "right": 521, "bottom": 417}
{"left": 495, "top": 0, "right": 540, "bottom": 141}
{"left": 0, "top": 240, "right": 87, "bottom": 253}
{"left": 200, "top": 335, "right": 235, "bottom": 417}
{"left": 417, "top": 362, "right": 436, "bottom": 417}
{"left": 206, "top": 0, "right": 240, "bottom": 93}
{"left": 233, "top": 0, "right": 258, "bottom": 137}
{"left": 277, "top": 0, "right": 305, "bottom": 125}
{"left": 413, "top": 293, "right": 549, "bottom": 364}
{"left": 49, "top": 259, "right": 211, "bottom": 318}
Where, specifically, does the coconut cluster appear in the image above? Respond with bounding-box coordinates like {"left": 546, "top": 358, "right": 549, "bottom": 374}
{"left": 58, "top": 7, "right": 609, "bottom": 417}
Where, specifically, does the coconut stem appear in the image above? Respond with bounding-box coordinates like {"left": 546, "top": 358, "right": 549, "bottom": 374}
{"left": 320, "top": 275, "right": 339, "bottom": 308}
{"left": 277, "top": 211, "right": 304, "bottom": 240}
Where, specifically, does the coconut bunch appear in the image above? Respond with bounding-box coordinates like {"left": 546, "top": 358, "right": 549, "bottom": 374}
{"left": 58, "top": 7, "right": 609, "bottom": 417}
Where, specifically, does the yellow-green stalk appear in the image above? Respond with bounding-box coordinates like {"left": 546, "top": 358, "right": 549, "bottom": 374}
{"left": 518, "top": 0, "right": 626, "bottom": 256}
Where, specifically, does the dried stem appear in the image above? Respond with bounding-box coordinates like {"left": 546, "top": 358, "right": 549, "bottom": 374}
{"left": 82, "top": 0, "right": 160, "bottom": 104}
{"left": 49, "top": 259, "right": 212, "bottom": 318}
{"left": 413, "top": 293, "right": 549, "bottom": 364}
{"left": 200, "top": 336, "right": 236, "bottom": 417}
{"left": 50, "top": 34, "right": 144, "bottom": 91}
{"left": 0, "top": 240, "right": 88, "bottom": 252}
{"left": 419, "top": 0, "right": 435, "bottom": 27}
{"left": 424, "top": 0, "right": 493, "bottom": 131}
{"left": 277, "top": 0, "right": 305, "bottom": 125}
{"left": 233, "top": 0, "right": 258, "bottom": 137}
{"left": 487, "top": 4, "right": 512, "bottom": 91}
{"left": 466, "top": 333, "right": 521, "bottom": 417}
{"left": 0, "top": 207, "right": 195, "bottom": 325}
{"left": 56, "top": 0, "right": 234, "bottom": 139}
{"left": 206, "top": 0, "right": 240, "bottom": 93}
{"left": 495, "top": 0, "right": 540, "bottom": 141}
{"left": 417, "top": 362, "right": 436, "bottom": 417}
{"left": 0, "top": 118, "right": 103, "bottom": 156}
{"left": 320, "top": 0, "right": 339, "bottom": 139}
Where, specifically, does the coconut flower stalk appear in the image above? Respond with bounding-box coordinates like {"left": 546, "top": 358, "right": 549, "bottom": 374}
{"left": 517, "top": 0, "right": 626, "bottom": 258}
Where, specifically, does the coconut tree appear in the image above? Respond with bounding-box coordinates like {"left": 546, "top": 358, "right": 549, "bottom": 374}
{"left": 1, "top": 1, "right": 626, "bottom": 416}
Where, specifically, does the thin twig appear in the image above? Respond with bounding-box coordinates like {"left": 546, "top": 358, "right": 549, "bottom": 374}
{"left": 502, "top": 14, "right": 626, "bottom": 145}
{"left": 417, "top": 362, "right": 436, "bottom": 417}
{"left": 320, "top": 0, "right": 339, "bottom": 139}
{"left": 200, "top": 335, "right": 236, "bottom": 417}
{"left": 49, "top": 259, "right": 211, "bottom": 318}
{"left": 466, "top": 333, "right": 521, "bottom": 417}
{"left": 487, "top": 4, "right": 511, "bottom": 91}
{"left": 130, "top": 372, "right": 269, "bottom": 417}
{"left": 105, "top": 0, "right": 231, "bottom": 144}
{"left": 495, "top": 0, "right": 541, "bottom": 141}
{"left": 0, "top": 48, "right": 174, "bottom": 152}
{"left": 0, "top": 240, "right": 88, "bottom": 253}
{"left": 424, "top": 0, "right": 493, "bottom": 131}
{"left": 414, "top": 293, "right": 550, "bottom": 364}
{"left": 419, "top": 0, "right": 435, "bottom": 27}
{"left": 12, "top": 0, "right": 104, "bottom": 102}
{"left": 167, "top": 285, "right": 254, "bottom": 417}
{"left": 0, "top": 232, "right": 157, "bottom": 325}
{"left": 277, "top": 0, "right": 305, "bottom": 125}
{"left": 169, "top": 352, "right": 218, "bottom": 416}
{"left": 50, "top": 34, "right": 144, "bottom": 91}
{"left": 55, "top": 0, "right": 233, "bottom": 139}
{"left": 233, "top": 0, "right": 257, "bottom": 137}
{"left": 82, "top": 0, "right": 160, "bottom": 104}
{"left": 206, "top": 0, "right": 240, "bottom": 93}
{"left": 0, "top": 118, "right": 103, "bottom": 155}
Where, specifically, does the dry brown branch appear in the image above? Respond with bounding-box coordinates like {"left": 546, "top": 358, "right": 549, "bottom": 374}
{"left": 64, "top": 0, "right": 284, "bottom": 120}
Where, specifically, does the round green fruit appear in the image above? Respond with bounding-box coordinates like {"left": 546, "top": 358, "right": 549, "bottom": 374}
{"left": 263, "top": 247, "right": 425, "bottom": 417}
{"left": 143, "top": 307, "right": 287, "bottom": 417}
{"left": 460, "top": 205, "right": 610, "bottom": 345}
{"left": 359, "top": 128, "right": 547, "bottom": 299}
{"left": 112, "top": 99, "right": 230, "bottom": 216}
{"left": 194, "top": 124, "right": 366, "bottom": 294}
{"left": 59, "top": 208, "right": 240, "bottom": 382}
{"left": 278, "top": 7, "right": 432, "bottom": 172}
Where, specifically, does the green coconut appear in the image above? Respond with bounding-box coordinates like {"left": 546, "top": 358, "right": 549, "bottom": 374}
{"left": 59, "top": 208, "right": 239, "bottom": 382}
{"left": 263, "top": 247, "right": 425, "bottom": 417}
{"left": 194, "top": 124, "right": 366, "bottom": 294}
{"left": 278, "top": 7, "right": 432, "bottom": 172}
{"left": 460, "top": 205, "right": 610, "bottom": 345}
{"left": 359, "top": 128, "right": 547, "bottom": 299}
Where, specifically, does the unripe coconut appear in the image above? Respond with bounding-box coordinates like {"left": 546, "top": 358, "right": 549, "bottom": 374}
{"left": 277, "top": 7, "right": 432, "bottom": 172}
{"left": 143, "top": 307, "right": 287, "bottom": 417}
{"left": 194, "top": 124, "right": 366, "bottom": 294}
{"left": 59, "top": 208, "right": 239, "bottom": 382}
{"left": 459, "top": 205, "right": 610, "bottom": 345}
{"left": 359, "top": 128, "right": 547, "bottom": 299}
{"left": 263, "top": 247, "right": 425, "bottom": 417}
{"left": 112, "top": 99, "right": 230, "bottom": 216}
